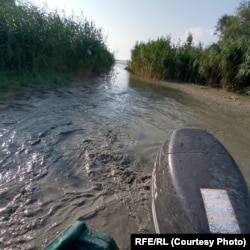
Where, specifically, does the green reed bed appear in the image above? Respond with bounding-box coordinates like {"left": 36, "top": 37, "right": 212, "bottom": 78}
{"left": 0, "top": 0, "right": 114, "bottom": 90}
{"left": 0, "top": 71, "right": 75, "bottom": 91}
{"left": 130, "top": 1, "right": 250, "bottom": 94}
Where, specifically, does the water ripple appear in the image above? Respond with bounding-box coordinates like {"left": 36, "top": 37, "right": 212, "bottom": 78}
{"left": 0, "top": 64, "right": 249, "bottom": 249}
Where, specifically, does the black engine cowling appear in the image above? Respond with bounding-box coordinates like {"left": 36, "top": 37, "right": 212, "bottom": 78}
{"left": 152, "top": 128, "right": 250, "bottom": 233}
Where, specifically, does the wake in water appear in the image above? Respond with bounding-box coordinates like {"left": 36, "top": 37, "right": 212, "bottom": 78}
{"left": 1, "top": 63, "right": 250, "bottom": 249}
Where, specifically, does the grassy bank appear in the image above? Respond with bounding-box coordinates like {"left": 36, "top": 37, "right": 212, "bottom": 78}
{"left": 0, "top": 0, "right": 114, "bottom": 90}
{"left": 0, "top": 71, "right": 76, "bottom": 91}
{"left": 130, "top": 1, "right": 250, "bottom": 95}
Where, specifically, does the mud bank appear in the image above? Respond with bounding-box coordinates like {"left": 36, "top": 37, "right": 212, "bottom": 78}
{"left": 130, "top": 74, "right": 250, "bottom": 127}
{"left": 160, "top": 82, "right": 250, "bottom": 115}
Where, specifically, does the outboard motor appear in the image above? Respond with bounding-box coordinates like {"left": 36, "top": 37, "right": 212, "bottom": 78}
{"left": 152, "top": 128, "right": 250, "bottom": 233}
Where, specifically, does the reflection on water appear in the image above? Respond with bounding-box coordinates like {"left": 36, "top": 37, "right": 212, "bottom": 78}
{"left": 0, "top": 63, "right": 249, "bottom": 249}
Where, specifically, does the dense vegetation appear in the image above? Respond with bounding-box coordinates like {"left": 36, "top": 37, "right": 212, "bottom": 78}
{"left": 0, "top": 0, "right": 114, "bottom": 89}
{"left": 130, "top": 1, "right": 250, "bottom": 94}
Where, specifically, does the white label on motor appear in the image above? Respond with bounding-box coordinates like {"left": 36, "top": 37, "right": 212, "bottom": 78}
{"left": 200, "top": 188, "right": 241, "bottom": 233}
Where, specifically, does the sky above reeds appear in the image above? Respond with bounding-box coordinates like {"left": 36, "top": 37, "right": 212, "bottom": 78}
{"left": 30, "top": 0, "right": 242, "bottom": 60}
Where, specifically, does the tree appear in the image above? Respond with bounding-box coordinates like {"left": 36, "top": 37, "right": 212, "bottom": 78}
{"left": 215, "top": 15, "right": 238, "bottom": 40}
{"left": 215, "top": 1, "right": 250, "bottom": 41}
{"left": 236, "top": 1, "right": 250, "bottom": 39}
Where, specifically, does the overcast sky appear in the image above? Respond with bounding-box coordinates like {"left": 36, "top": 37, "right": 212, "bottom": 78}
{"left": 30, "top": 0, "right": 242, "bottom": 60}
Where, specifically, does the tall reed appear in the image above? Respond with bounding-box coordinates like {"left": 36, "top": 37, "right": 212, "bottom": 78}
{"left": 130, "top": 34, "right": 202, "bottom": 84}
{"left": 0, "top": 0, "right": 114, "bottom": 74}
{"left": 130, "top": 1, "right": 250, "bottom": 94}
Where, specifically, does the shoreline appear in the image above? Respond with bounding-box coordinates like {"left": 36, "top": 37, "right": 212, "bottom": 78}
{"left": 1, "top": 71, "right": 250, "bottom": 116}
{"left": 160, "top": 81, "right": 250, "bottom": 115}
{"left": 130, "top": 74, "right": 250, "bottom": 116}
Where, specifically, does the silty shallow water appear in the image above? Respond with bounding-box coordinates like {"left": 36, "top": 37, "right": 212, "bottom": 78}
{"left": 0, "top": 63, "right": 250, "bottom": 249}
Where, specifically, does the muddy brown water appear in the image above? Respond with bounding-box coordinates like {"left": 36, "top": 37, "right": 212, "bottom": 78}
{"left": 0, "top": 63, "right": 250, "bottom": 249}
